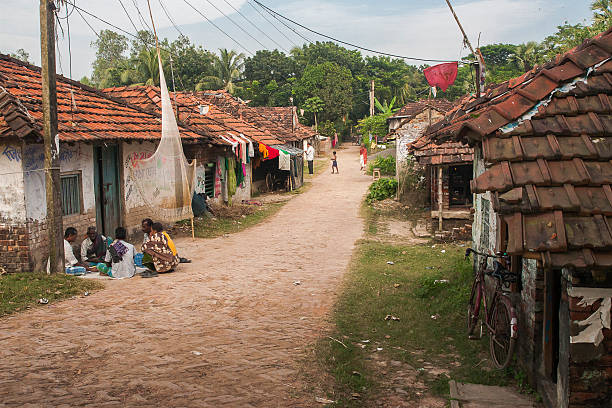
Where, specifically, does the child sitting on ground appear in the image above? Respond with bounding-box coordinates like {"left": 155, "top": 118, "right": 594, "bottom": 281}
{"left": 331, "top": 151, "right": 339, "bottom": 174}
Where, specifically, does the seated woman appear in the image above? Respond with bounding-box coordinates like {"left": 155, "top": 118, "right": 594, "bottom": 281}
{"left": 141, "top": 222, "right": 179, "bottom": 278}
{"left": 104, "top": 227, "right": 136, "bottom": 279}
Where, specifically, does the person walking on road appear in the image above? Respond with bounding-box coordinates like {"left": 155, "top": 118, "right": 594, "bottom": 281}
{"left": 331, "top": 151, "right": 339, "bottom": 174}
{"left": 305, "top": 142, "right": 315, "bottom": 174}
{"left": 359, "top": 144, "right": 368, "bottom": 171}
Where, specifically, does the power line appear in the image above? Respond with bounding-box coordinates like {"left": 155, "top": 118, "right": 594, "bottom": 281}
{"left": 117, "top": 0, "right": 142, "bottom": 37}
{"left": 158, "top": 0, "right": 184, "bottom": 37}
{"left": 218, "top": 0, "right": 288, "bottom": 53}
{"left": 252, "top": 0, "right": 456, "bottom": 63}
{"left": 200, "top": 0, "right": 267, "bottom": 50}
{"left": 131, "top": 0, "right": 154, "bottom": 33}
{"left": 181, "top": 0, "right": 254, "bottom": 56}
{"left": 246, "top": 0, "right": 299, "bottom": 49}
{"left": 251, "top": 0, "right": 313, "bottom": 45}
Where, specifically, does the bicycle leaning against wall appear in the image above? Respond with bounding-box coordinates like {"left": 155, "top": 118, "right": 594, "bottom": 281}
{"left": 465, "top": 248, "right": 519, "bottom": 369}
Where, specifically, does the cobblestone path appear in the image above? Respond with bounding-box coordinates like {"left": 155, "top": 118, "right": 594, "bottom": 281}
{"left": 0, "top": 146, "right": 370, "bottom": 407}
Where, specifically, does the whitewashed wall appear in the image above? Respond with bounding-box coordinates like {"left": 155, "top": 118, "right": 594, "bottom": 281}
{"left": 471, "top": 145, "right": 497, "bottom": 256}
{"left": 122, "top": 142, "right": 157, "bottom": 210}
{"left": 395, "top": 110, "right": 445, "bottom": 174}
{"left": 0, "top": 143, "right": 26, "bottom": 222}
{"left": 21, "top": 144, "right": 94, "bottom": 221}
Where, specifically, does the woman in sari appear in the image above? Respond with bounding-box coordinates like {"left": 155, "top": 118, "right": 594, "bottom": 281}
{"left": 141, "top": 222, "right": 179, "bottom": 277}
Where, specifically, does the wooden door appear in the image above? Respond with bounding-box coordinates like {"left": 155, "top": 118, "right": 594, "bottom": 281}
{"left": 94, "top": 145, "right": 120, "bottom": 237}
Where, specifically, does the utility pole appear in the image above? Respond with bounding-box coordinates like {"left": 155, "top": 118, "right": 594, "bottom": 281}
{"left": 369, "top": 80, "right": 375, "bottom": 117}
{"left": 444, "top": 0, "right": 481, "bottom": 97}
{"left": 40, "top": 0, "right": 64, "bottom": 273}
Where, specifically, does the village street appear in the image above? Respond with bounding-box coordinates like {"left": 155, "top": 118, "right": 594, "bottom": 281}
{"left": 0, "top": 146, "right": 370, "bottom": 407}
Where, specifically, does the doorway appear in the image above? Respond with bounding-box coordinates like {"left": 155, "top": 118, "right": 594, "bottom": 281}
{"left": 93, "top": 145, "right": 120, "bottom": 237}
{"left": 448, "top": 164, "right": 473, "bottom": 207}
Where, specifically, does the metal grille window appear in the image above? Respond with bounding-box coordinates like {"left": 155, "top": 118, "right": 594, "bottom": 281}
{"left": 61, "top": 174, "right": 81, "bottom": 215}
{"left": 204, "top": 163, "right": 216, "bottom": 198}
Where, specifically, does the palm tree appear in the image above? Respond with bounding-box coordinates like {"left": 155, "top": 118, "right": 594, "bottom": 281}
{"left": 136, "top": 48, "right": 161, "bottom": 86}
{"left": 196, "top": 48, "right": 244, "bottom": 93}
{"left": 374, "top": 96, "right": 398, "bottom": 115}
{"left": 511, "top": 42, "right": 545, "bottom": 72}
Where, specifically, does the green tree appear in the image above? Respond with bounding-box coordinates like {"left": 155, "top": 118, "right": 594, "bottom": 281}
{"left": 197, "top": 48, "right": 244, "bottom": 93}
{"left": 91, "top": 29, "right": 129, "bottom": 87}
{"left": 10, "top": 48, "right": 29, "bottom": 63}
{"left": 511, "top": 41, "right": 546, "bottom": 72}
{"left": 374, "top": 96, "right": 398, "bottom": 115}
{"left": 592, "top": 0, "right": 612, "bottom": 32}
{"left": 294, "top": 62, "right": 353, "bottom": 123}
{"left": 303, "top": 96, "right": 324, "bottom": 131}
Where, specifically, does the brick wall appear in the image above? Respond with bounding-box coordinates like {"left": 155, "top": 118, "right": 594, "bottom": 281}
{"left": 562, "top": 281, "right": 612, "bottom": 407}
{"left": 0, "top": 222, "right": 30, "bottom": 273}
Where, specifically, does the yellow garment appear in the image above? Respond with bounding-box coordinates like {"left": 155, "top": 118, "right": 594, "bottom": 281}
{"left": 259, "top": 143, "right": 269, "bottom": 159}
{"left": 162, "top": 231, "right": 178, "bottom": 256}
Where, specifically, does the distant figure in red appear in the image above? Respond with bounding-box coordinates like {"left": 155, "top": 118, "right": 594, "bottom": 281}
{"left": 360, "top": 144, "right": 368, "bottom": 171}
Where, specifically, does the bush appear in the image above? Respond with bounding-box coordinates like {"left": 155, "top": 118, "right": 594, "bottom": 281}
{"left": 368, "top": 156, "right": 396, "bottom": 176}
{"left": 366, "top": 178, "right": 398, "bottom": 203}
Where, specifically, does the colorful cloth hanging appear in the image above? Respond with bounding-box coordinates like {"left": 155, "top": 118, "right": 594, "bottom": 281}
{"left": 423, "top": 62, "right": 458, "bottom": 92}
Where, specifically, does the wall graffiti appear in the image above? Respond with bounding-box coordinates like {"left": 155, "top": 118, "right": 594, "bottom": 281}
{"left": 1, "top": 145, "right": 21, "bottom": 162}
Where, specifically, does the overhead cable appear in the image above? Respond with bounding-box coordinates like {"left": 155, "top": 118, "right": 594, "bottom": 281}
{"left": 251, "top": 0, "right": 456, "bottom": 63}
{"left": 251, "top": 0, "right": 312, "bottom": 45}
{"left": 181, "top": 0, "right": 254, "bottom": 56}
{"left": 201, "top": 0, "right": 267, "bottom": 50}
{"left": 158, "top": 0, "right": 185, "bottom": 37}
{"left": 246, "top": 0, "right": 299, "bottom": 49}
{"left": 218, "top": 0, "right": 289, "bottom": 52}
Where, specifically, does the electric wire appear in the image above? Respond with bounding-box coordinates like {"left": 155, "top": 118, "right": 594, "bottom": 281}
{"left": 158, "top": 0, "right": 184, "bottom": 37}
{"left": 117, "top": 0, "right": 141, "bottom": 36}
{"left": 252, "top": 0, "right": 456, "bottom": 63}
{"left": 251, "top": 0, "right": 313, "bottom": 45}
{"left": 132, "top": 0, "right": 154, "bottom": 33}
{"left": 218, "top": 0, "right": 288, "bottom": 53}
{"left": 200, "top": 0, "right": 267, "bottom": 50}
{"left": 246, "top": 0, "right": 299, "bottom": 49}
{"left": 181, "top": 0, "right": 254, "bottom": 56}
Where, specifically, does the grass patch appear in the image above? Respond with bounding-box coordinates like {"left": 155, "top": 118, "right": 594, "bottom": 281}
{"left": 0, "top": 273, "right": 103, "bottom": 317}
{"left": 305, "top": 157, "right": 331, "bottom": 179}
{"left": 193, "top": 202, "right": 285, "bottom": 238}
{"left": 315, "top": 207, "right": 513, "bottom": 405}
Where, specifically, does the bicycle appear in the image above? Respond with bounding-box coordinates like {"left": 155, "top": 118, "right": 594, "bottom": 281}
{"left": 465, "top": 248, "right": 519, "bottom": 369}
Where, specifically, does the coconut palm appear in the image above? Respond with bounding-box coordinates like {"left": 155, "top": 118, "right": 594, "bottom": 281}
{"left": 196, "top": 49, "right": 244, "bottom": 93}
{"left": 511, "top": 42, "right": 545, "bottom": 72}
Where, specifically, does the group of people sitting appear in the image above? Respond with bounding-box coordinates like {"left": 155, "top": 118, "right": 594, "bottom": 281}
{"left": 63, "top": 218, "right": 188, "bottom": 279}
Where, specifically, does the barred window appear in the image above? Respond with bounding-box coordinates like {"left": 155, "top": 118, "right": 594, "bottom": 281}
{"left": 480, "top": 196, "right": 490, "bottom": 250}
{"left": 61, "top": 174, "right": 81, "bottom": 215}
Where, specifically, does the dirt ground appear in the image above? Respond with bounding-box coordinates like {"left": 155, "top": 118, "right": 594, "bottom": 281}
{"left": 0, "top": 146, "right": 370, "bottom": 407}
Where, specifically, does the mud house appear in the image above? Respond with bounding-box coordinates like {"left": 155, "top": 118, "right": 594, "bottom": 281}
{"left": 426, "top": 29, "right": 612, "bottom": 407}
{"left": 0, "top": 54, "right": 232, "bottom": 273}
{"left": 409, "top": 135, "right": 474, "bottom": 231}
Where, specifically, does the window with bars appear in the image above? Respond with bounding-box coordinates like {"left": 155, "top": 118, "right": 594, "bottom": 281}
{"left": 61, "top": 173, "right": 82, "bottom": 216}
{"left": 480, "top": 196, "right": 490, "bottom": 251}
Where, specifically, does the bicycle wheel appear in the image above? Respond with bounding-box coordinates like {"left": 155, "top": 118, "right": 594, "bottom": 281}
{"left": 489, "top": 297, "right": 517, "bottom": 369}
{"left": 467, "top": 278, "right": 482, "bottom": 336}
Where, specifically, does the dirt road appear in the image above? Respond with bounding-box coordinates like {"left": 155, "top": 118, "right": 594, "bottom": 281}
{"left": 0, "top": 146, "right": 370, "bottom": 407}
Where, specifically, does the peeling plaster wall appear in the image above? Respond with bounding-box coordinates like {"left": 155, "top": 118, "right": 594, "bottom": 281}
{"left": 22, "top": 143, "right": 95, "bottom": 221}
{"left": 0, "top": 142, "right": 26, "bottom": 222}
{"left": 471, "top": 146, "right": 497, "bottom": 256}
{"left": 395, "top": 110, "right": 446, "bottom": 174}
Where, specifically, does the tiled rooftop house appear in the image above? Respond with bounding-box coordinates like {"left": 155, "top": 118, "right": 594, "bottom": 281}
{"left": 426, "top": 28, "right": 612, "bottom": 407}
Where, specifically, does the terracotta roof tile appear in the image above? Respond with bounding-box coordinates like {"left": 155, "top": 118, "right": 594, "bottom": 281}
{"left": 0, "top": 54, "right": 210, "bottom": 143}
{"left": 425, "top": 28, "right": 612, "bottom": 269}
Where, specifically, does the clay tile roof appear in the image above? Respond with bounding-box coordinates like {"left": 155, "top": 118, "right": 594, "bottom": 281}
{"left": 195, "top": 90, "right": 314, "bottom": 143}
{"left": 409, "top": 134, "right": 473, "bottom": 165}
{"left": 427, "top": 27, "right": 612, "bottom": 269}
{"left": 389, "top": 99, "right": 454, "bottom": 121}
{"left": 0, "top": 54, "right": 208, "bottom": 143}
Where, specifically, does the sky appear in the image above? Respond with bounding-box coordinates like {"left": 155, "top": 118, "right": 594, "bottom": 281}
{"left": 0, "top": 0, "right": 594, "bottom": 80}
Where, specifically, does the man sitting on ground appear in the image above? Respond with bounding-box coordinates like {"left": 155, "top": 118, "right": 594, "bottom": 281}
{"left": 104, "top": 227, "right": 136, "bottom": 279}
{"left": 80, "top": 226, "right": 108, "bottom": 264}
{"left": 64, "top": 227, "right": 95, "bottom": 272}
{"left": 141, "top": 222, "right": 180, "bottom": 277}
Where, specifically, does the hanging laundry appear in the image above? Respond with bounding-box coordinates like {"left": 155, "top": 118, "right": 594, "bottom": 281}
{"left": 279, "top": 150, "right": 291, "bottom": 171}
{"left": 227, "top": 157, "right": 237, "bottom": 205}
{"left": 215, "top": 157, "right": 222, "bottom": 198}
{"left": 259, "top": 143, "right": 269, "bottom": 159}
{"left": 423, "top": 62, "right": 458, "bottom": 92}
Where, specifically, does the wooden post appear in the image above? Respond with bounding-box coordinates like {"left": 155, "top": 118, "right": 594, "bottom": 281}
{"left": 438, "top": 166, "right": 443, "bottom": 231}
{"left": 369, "top": 80, "right": 375, "bottom": 117}
{"left": 444, "top": 0, "right": 482, "bottom": 97}
{"left": 40, "top": 0, "right": 64, "bottom": 273}
{"left": 428, "top": 87, "right": 432, "bottom": 126}
{"left": 191, "top": 217, "right": 195, "bottom": 240}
